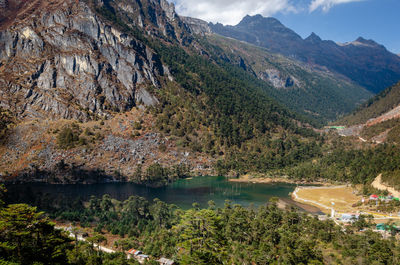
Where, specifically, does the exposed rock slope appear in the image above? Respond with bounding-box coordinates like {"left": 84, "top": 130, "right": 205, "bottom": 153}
{"left": 0, "top": 0, "right": 172, "bottom": 121}
{"left": 337, "top": 82, "right": 400, "bottom": 144}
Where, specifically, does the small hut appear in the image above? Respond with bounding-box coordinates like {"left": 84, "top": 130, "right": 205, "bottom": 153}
{"left": 369, "top": 194, "right": 379, "bottom": 200}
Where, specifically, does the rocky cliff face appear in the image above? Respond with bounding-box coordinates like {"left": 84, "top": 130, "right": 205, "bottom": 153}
{"left": 112, "top": 0, "right": 192, "bottom": 44}
{"left": 0, "top": 0, "right": 218, "bottom": 183}
{"left": 181, "top": 17, "right": 211, "bottom": 36}
{"left": 0, "top": 0, "right": 176, "bottom": 121}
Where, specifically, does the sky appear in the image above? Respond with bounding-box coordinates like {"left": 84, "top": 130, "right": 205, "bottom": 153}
{"left": 168, "top": 0, "right": 400, "bottom": 54}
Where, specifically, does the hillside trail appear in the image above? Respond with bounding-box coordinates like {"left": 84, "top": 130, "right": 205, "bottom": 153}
{"left": 371, "top": 174, "right": 400, "bottom": 198}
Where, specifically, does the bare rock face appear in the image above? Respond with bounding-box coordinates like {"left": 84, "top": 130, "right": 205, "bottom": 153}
{"left": 260, "top": 69, "right": 298, "bottom": 89}
{"left": 0, "top": 0, "right": 6, "bottom": 9}
{"left": 0, "top": 0, "right": 169, "bottom": 121}
{"left": 182, "top": 17, "right": 212, "bottom": 36}
{"left": 114, "top": 0, "right": 191, "bottom": 44}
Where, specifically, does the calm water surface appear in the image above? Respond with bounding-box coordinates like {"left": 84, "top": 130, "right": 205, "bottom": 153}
{"left": 7, "top": 176, "right": 297, "bottom": 209}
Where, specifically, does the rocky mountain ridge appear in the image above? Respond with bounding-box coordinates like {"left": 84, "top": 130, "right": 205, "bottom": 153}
{"left": 202, "top": 14, "right": 400, "bottom": 94}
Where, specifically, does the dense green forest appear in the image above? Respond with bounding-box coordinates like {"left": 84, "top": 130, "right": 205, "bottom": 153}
{"left": 3, "top": 186, "right": 400, "bottom": 265}
{"left": 3, "top": 2, "right": 400, "bottom": 263}
{"left": 284, "top": 143, "right": 400, "bottom": 188}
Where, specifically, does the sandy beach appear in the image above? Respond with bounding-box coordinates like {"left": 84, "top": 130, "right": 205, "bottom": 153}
{"left": 228, "top": 174, "right": 329, "bottom": 185}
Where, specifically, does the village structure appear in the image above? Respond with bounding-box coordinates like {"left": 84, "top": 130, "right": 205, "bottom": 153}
{"left": 59, "top": 226, "right": 174, "bottom": 264}
{"left": 126, "top": 248, "right": 174, "bottom": 264}
{"left": 292, "top": 184, "right": 400, "bottom": 238}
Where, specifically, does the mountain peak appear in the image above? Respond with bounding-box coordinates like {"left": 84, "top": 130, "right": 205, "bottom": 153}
{"left": 305, "top": 32, "right": 322, "bottom": 43}
{"left": 354, "top": 37, "right": 379, "bottom": 47}
{"left": 237, "top": 14, "right": 282, "bottom": 27}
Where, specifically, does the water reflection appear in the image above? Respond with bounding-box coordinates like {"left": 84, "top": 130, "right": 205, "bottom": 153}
{"left": 6, "top": 176, "right": 297, "bottom": 209}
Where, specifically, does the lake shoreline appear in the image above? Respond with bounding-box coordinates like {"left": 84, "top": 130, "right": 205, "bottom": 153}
{"left": 278, "top": 198, "right": 324, "bottom": 214}
{"left": 228, "top": 175, "right": 330, "bottom": 186}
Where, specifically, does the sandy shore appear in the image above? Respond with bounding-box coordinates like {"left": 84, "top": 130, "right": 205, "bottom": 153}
{"left": 228, "top": 175, "right": 329, "bottom": 185}
{"left": 278, "top": 198, "right": 324, "bottom": 214}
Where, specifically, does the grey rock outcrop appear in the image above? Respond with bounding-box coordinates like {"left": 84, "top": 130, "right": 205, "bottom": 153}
{"left": 182, "top": 17, "right": 212, "bottom": 36}
{"left": 260, "top": 69, "right": 299, "bottom": 89}
{"left": 0, "top": 0, "right": 168, "bottom": 121}
{"left": 0, "top": 0, "right": 6, "bottom": 9}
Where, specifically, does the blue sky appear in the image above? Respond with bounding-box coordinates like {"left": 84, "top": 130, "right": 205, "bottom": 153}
{"left": 169, "top": 0, "right": 400, "bottom": 54}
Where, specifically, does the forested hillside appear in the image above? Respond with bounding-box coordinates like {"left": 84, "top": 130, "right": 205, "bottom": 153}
{"left": 4, "top": 186, "right": 400, "bottom": 265}
{"left": 205, "top": 35, "right": 371, "bottom": 124}
{"left": 0, "top": 0, "right": 326, "bottom": 182}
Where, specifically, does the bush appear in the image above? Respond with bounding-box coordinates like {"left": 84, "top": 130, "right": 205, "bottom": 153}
{"left": 57, "top": 126, "right": 83, "bottom": 149}
{"left": 133, "top": 121, "right": 142, "bottom": 130}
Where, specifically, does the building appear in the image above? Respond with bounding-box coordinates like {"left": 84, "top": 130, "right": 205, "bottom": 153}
{"left": 340, "top": 213, "right": 359, "bottom": 223}
{"left": 369, "top": 194, "right": 379, "bottom": 200}
{"left": 318, "top": 215, "right": 328, "bottom": 221}
{"left": 127, "top": 249, "right": 142, "bottom": 259}
{"left": 376, "top": 223, "right": 386, "bottom": 231}
{"left": 157, "top": 258, "right": 175, "bottom": 265}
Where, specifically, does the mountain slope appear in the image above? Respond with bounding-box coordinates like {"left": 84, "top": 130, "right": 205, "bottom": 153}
{"left": 339, "top": 82, "right": 400, "bottom": 125}
{"left": 204, "top": 34, "right": 372, "bottom": 123}
{"left": 0, "top": 0, "right": 321, "bottom": 182}
{"left": 0, "top": 0, "right": 173, "bottom": 121}
{"left": 335, "top": 82, "right": 400, "bottom": 144}
{"left": 210, "top": 15, "right": 400, "bottom": 94}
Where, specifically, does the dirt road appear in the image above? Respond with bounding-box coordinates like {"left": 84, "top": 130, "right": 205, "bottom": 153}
{"left": 371, "top": 174, "right": 400, "bottom": 198}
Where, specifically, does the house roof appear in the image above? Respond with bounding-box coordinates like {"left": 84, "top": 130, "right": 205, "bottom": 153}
{"left": 127, "top": 249, "right": 141, "bottom": 255}
{"left": 370, "top": 194, "right": 378, "bottom": 198}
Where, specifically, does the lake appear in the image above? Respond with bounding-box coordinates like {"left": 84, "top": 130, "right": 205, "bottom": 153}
{"left": 6, "top": 176, "right": 298, "bottom": 209}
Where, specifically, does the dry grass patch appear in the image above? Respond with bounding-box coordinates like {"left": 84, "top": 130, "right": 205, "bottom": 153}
{"left": 295, "top": 186, "right": 360, "bottom": 214}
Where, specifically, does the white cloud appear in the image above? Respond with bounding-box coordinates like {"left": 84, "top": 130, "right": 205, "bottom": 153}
{"left": 171, "top": 0, "right": 297, "bottom": 25}
{"left": 309, "top": 0, "right": 364, "bottom": 12}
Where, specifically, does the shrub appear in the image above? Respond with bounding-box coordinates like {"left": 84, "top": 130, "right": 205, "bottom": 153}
{"left": 57, "top": 126, "right": 82, "bottom": 149}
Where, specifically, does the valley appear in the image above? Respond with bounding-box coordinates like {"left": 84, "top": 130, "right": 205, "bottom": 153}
{"left": 1, "top": 0, "right": 400, "bottom": 264}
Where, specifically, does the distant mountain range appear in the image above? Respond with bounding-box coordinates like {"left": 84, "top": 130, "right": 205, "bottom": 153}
{"left": 207, "top": 14, "right": 400, "bottom": 94}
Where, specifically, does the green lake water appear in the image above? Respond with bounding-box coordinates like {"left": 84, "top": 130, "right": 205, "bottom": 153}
{"left": 6, "top": 176, "right": 297, "bottom": 209}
